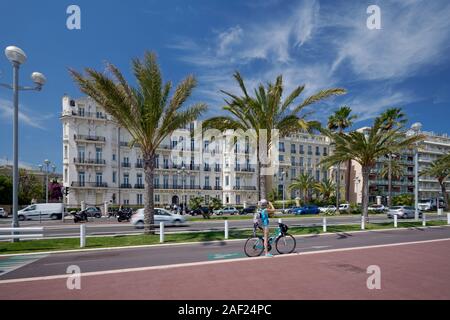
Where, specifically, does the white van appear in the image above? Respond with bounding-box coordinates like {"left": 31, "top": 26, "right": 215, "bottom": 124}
{"left": 18, "top": 203, "right": 64, "bottom": 221}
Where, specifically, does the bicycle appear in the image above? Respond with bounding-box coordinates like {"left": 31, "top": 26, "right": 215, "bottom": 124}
{"left": 244, "top": 223, "right": 296, "bottom": 257}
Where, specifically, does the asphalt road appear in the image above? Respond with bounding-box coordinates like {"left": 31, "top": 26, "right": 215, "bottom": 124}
{"left": 0, "top": 213, "right": 446, "bottom": 239}
{"left": 1, "top": 225, "right": 449, "bottom": 281}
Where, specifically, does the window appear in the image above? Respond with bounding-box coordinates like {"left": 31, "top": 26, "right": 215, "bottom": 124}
{"left": 225, "top": 176, "right": 230, "bottom": 186}
{"left": 279, "top": 142, "right": 285, "bottom": 152}
{"left": 124, "top": 199, "right": 129, "bottom": 205}
{"left": 64, "top": 169, "right": 68, "bottom": 183}
{"left": 137, "top": 194, "right": 143, "bottom": 205}
{"left": 64, "top": 146, "right": 68, "bottom": 159}
{"left": 315, "top": 170, "right": 320, "bottom": 181}
{"left": 315, "top": 146, "right": 320, "bottom": 156}
{"left": 291, "top": 156, "right": 296, "bottom": 166}
{"left": 308, "top": 145, "right": 312, "bottom": 155}
{"left": 77, "top": 147, "right": 85, "bottom": 162}
{"left": 163, "top": 175, "right": 169, "bottom": 188}
{"left": 236, "top": 195, "right": 241, "bottom": 204}
{"left": 78, "top": 172, "right": 85, "bottom": 186}
{"left": 123, "top": 173, "right": 129, "bottom": 185}
{"left": 137, "top": 173, "right": 143, "bottom": 186}
{"left": 279, "top": 155, "right": 284, "bottom": 162}
{"left": 291, "top": 168, "right": 296, "bottom": 178}
{"left": 204, "top": 176, "right": 210, "bottom": 187}
{"left": 291, "top": 144, "right": 296, "bottom": 153}
{"left": 112, "top": 171, "right": 117, "bottom": 183}
{"left": 190, "top": 176, "right": 195, "bottom": 189}
{"left": 154, "top": 176, "right": 160, "bottom": 188}
{"left": 96, "top": 147, "right": 103, "bottom": 162}
{"left": 155, "top": 194, "right": 160, "bottom": 203}
{"left": 112, "top": 153, "right": 116, "bottom": 161}
{"left": 300, "top": 157, "right": 304, "bottom": 167}
{"left": 236, "top": 177, "right": 241, "bottom": 187}
{"left": 215, "top": 177, "right": 220, "bottom": 188}
{"left": 173, "top": 176, "right": 178, "bottom": 188}
{"left": 299, "top": 145, "right": 304, "bottom": 154}
{"left": 323, "top": 147, "right": 328, "bottom": 156}
{"left": 96, "top": 173, "right": 103, "bottom": 186}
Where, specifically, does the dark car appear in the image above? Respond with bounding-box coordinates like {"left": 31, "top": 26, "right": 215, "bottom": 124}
{"left": 240, "top": 206, "right": 257, "bottom": 215}
{"left": 84, "top": 206, "right": 102, "bottom": 218}
{"left": 189, "top": 206, "right": 211, "bottom": 216}
{"left": 292, "top": 205, "right": 320, "bottom": 215}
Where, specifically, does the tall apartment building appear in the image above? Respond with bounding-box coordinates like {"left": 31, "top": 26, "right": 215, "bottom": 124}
{"left": 418, "top": 130, "right": 450, "bottom": 199}
{"left": 348, "top": 127, "right": 450, "bottom": 205}
{"left": 61, "top": 95, "right": 334, "bottom": 207}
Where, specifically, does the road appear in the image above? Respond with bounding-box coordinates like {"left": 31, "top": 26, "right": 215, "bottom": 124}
{"left": 0, "top": 213, "right": 446, "bottom": 239}
{"left": 0, "top": 226, "right": 449, "bottom": 299}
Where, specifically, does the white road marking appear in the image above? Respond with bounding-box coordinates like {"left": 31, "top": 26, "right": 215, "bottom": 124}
{"left": 0, "top": 254, "right": 47, "bottom": 277}
{"left": 1, "top": 237, "right": 449, "bottom": 284}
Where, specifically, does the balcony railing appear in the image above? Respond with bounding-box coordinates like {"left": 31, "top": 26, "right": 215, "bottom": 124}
{"left": 134, "top": 184, "right": 145, "bottom": 189}
{"left": 233, "top": 186, "right": 257, "bottom": 191}
{"left": 71, "top": 181, "right": 108, "bottom": 188}
{"left": 214, "top": 186, "right": 223, "bottom": 190}
{"left": 74, "top": 134, "right": 106, "bottom": 142}
{"left": 121, "top": 162, "right": 131, "bottom": 168}
{"left": 157, "top": 185, "right": 202, "bottom": 190}
{"left": 73, "top": 158, "right": 106, "bottom": 165}
{"left": 120, "top": 183, "right": 132, "bottom": 189}
{"left": 203, "top": 186, "right": 212, "bottom": 190}
{"left": 235, "top": 167, "right": 256, "bottom": 173}
{"left": 135, "top": 163, "right": 144, "bottom": 168}
{"left": 63, "top": 111, "right": 108, "bottom": 120}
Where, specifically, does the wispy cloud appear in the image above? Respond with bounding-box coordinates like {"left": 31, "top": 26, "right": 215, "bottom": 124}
{"left": 168, "top": 0, "right": 450, "bottom": 122}
{"left": 0, "top": 98, "right": 52, "bottom": 130}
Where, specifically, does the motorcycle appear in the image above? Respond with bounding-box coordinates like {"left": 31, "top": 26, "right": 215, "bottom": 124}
{"left": 117, "top": 208, "right": 133, "bottom": 222}
{"left": 71, "top": 210, "right": 89, "bottom": 223}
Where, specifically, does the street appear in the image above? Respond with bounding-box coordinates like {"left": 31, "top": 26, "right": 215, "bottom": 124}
{"left": 0, "top": 213, "right": 446, "bottom": 239}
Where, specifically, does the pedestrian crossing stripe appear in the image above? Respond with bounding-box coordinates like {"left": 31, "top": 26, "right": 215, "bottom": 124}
{"left": 0, "top": 254, "right": 48, "bottom": 277}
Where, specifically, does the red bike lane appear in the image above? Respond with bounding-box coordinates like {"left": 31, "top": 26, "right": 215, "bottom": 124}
{"left": 1, "top": 239, "right": 449, "bottom": 300}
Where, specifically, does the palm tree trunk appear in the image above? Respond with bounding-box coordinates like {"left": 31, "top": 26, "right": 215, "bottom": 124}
{"left": 144, "top": 154, "right": 155, "bottom": 235}
{"left": 257, "top": 142, "right": 261, "bottom": 201}
{"left": 388, "top": 154, "right": 392, "bottom": 207}
{"left": 336, "top": 163, "right": 341, "bottom": 209}
{"left": 362, "top": 166, "right": 370, "bottom": 220}
{"left": 345, "top": 159, "right": 351, "bottom": 202}
{"left": 440, "top": 180, "right": 448, "bottom": 210}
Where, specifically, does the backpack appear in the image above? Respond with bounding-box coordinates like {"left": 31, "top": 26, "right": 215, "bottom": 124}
{"left": 253, "top": 210, "right": 263, "bottom": 225}
{"left": 279, "top": 223, "right": 289, "bottom": 234}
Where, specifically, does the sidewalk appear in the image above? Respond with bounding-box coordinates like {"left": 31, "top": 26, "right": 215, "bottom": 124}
{"left": 1, "top": 238, "right": 449, "bottom": 299}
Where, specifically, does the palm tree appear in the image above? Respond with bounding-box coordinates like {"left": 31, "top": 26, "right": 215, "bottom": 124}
{"left": 378, "top": 108, "right": 407, "bottom": 207}
{"left": 203, "top": 72, "right": 346, "bottom": 200}
{"left": 380, "top": 154, "right": 406, "bottom": 190}
{"left": 69, "top": 52, "right": 207, "bottom": 234}
{"left": 321, "top": 116, "right": 424, "bottom": 220}
{"left": 314, "top": 179, "right": 336, "bottom": 202}
{"left": 421, "top": 154, "right": 450, "bottom": 209}
{"left": 327, "top": 106, "right": 357, "bottom": 207}
{"left": 288, "top": 173, "right": 316, "bottom": 204}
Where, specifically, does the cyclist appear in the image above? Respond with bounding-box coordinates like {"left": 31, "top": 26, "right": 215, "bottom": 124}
{"left": 258, "top": 199, "right": 274, "bottom": 257}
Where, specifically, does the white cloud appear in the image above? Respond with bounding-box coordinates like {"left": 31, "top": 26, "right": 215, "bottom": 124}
{"left": 217, "top": 26, "right": 243, "bottom": 56}
{"left": 0, "top": 98, "right": 51, "bottom": 130}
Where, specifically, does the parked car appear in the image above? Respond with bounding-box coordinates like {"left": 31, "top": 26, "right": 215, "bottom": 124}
{"left": 0, "top": 207, "right": 7, "bottom": 218}
{"left": 368, "top": 204, "right": 386, "bottom": 213}
{"left": 131, "top": 208, "right": 187, "bottom": 228}
{"left": 214, "top": 206, "right": 239, "bottom": 215}
{"left": 292, "top": 205, "right": 320, "bottom": 215}
{"left": 418, "top": 198, "right": 446, "bottom": 211}
{"left": 387, "top": 206, "right": 422, "bottom": 219}
{"left": 286, "top": 206, "right": 302, "bottom": 214}
{"left": 189, "top": 206, "right": 211, "bottom": 216}
{"left": 18, "top": 203, "right": 64, "bottom": 221}
{"left": 338, "top": 203, "right": 350, "bottom": 211}
{"left": 240, "top": 206, "right": 257, "bottom": 215}
{"left": 83, "top": 206, "right": 103, "bottom": 218}
{"left": 319, "top": 205, "right": 337, "bottom": 213}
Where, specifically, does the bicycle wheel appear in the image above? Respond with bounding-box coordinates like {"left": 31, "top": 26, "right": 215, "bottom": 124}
{"left": 275, "top": 234, "right": 296, "bottom": 254}
{"left": 244, "top": 237, "right": 265, "bottom": 257}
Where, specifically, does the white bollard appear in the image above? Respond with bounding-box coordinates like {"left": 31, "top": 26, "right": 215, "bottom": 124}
{"left": 361, "top": 215, "right": 365, "bottom": 230}
{"left": 224, "top": 220, "right": 229, "bottom": 240}
{"left": 104, "top": 201, "right": 108, "bottom": 217}
{"left": 447, "top": 213, "right": 450, "bottom": 225}
{"left": 160, "top": 222, "right": 164, "bottom": 243}
{"left": 80, "top": 201, "right": 86, "bottom": 211}
{"left": 438, "top": 208, "right": 443, "bottom": 216}
{"left": 80, "top": 224, "right": 86, "bottom": 248}
{"left": 394, "top": 214, "right": 398, "bottom": 228}
{"left": 278, "top": 218, "right": 282, "bottom": 224}
{"left": 422, "top": 213, "right": 426, "bottom": 227}
{"left": 323, "top": 217, "right": 327, "bottom": 233}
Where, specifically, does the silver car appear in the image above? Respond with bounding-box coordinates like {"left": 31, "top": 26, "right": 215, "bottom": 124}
{"left": 387, "top": 206, "right": 422, "bottom": 219}
{"left": 131, "top": 208, "right": 187, "bottom": 228}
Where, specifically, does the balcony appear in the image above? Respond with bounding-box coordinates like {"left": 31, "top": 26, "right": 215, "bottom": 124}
{"left": 121, "top": 162, "right": 131, "bottom": 168}
{"left": 203, "top": 186, "right": 212, "bottom": 190}
{"left": 135, "top": 163, "right": 144, "bottom": 169}
{"left": 134, "top": 184, "right": 145, "bottom": 189}
{"left": 73, "top": 158, "right": 106, "bottom": 166}
{"left": 74, "top": 134, "right": 106, "bottom": 143}
{"left": 62, "top": 111, "right": 108, "bottom": 121}
{"left": 156, "top": 185, "right": 202, "bottom": 190}
{"left": 214, "top": 186, "right": 223, "bottom": 190}
{"left": 120, "top": 183, "right": 132, "bottom": 189}
{"left": 214, "top": 166, "right": 221, "bottom": 172}
{"left": 235, "top": 167, "right": 256, "bottom": 173}
{"left": 71, "top": 181, "right": 108, "bottom": 188}
{"left": 204, "top": 166, "right": 211, "bottom": 172}
{"left": 233, "top": 186, "right": 257, "bottom": 191}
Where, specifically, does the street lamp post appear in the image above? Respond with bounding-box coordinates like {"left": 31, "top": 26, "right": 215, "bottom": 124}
{"left": 39, "top": 160, "right": 56, "bottom": 203}
{"left": 1, "top": 46, "right": 46, "bottom": 238}
{"left": 411, "top": 122, "right": 422, "bottom": 221}
{"left": 281, "top": 170, "right": 287, "bottom": 213}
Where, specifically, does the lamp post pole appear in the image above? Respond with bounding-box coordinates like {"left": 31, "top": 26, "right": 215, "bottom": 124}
{"left": 1, "top": 46, "right": 46, "bottom": 240}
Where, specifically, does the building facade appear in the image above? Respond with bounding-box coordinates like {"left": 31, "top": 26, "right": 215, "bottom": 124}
{"left": 61, "top": 95, "right": 334, "bottom": 207}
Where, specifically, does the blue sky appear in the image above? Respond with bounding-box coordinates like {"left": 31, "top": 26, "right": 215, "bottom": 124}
{"left": 1, "top": 0, "right": 449, "bottom": 172}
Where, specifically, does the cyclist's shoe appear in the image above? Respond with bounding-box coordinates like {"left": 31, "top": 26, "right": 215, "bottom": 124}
{"left": 265, "top": 253, "right": 274, "bottom": 257}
